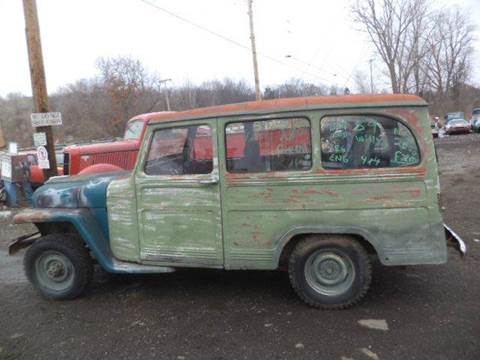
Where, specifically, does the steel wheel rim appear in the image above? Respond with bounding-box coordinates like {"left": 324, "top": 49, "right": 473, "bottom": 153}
{"left": 35, "top": 250, "right": 75, "bottom": 292}
{"left": 304, "top": 250, "right": 355, "bottom": 296}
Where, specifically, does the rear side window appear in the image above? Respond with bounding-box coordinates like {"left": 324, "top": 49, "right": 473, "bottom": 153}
{"left": 144, "top": 125, "right": 213, "bottom": 175}
{"left": 225, "top": 118, "right": 312, "bottom": 173}
{"left": 320, "top": 115, "right": 420, "bottom": 169}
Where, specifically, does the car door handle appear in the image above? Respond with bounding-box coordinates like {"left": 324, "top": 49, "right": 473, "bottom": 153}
{"left": 199, "top": 178, "right": 219, "bottom": 185}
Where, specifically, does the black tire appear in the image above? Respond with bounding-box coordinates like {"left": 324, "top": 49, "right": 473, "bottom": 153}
{"left": 288, "top": 235, "right": 372, "bottom": 309}
{"left": 24, "top": 234, "right": 93, "bottom": 300}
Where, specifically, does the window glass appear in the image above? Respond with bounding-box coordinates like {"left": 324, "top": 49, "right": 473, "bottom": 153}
{"left": 320, "top": 115, "right": 420, "bottom": 169}
{"left": 124, "top": 120, "right": 144, "bottom": 140}
{"left": 144, "top": 125, "right": 213, "bottom": 175}
{"left": 226, "top": 118, "right": 311, "bottom": 173}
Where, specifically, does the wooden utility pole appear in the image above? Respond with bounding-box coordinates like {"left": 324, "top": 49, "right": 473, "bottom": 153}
{"left": 247, "top": 0, "right": 262, "bottom": 101}
{"left": 23, "top": 0, "right": 58, "bottom": 178}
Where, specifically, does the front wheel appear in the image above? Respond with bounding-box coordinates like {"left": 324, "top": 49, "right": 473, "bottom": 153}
{"left": 288, "top": 235, "right": 372, "bottom": 309}
{"left": 24, "top": 234, "right": 93, "bottom": 300}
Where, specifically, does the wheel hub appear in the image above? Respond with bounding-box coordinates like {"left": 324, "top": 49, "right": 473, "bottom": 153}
{"left": 35, "top": 251, "right": 74, "bottom": 291}
{"left": 316, "top": 256, "right": 348, "bottom": 285}
{"left": 46, "top": 261, "right": 66, "bottom": 280}
{"left": 304, "top": 250, "right": 355, "bottom": 296}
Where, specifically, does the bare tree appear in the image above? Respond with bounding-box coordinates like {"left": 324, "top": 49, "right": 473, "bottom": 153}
{"left": 352, "top": 0, "right": 430, "bottom": 94}
{"left": 424, "top": 7, "right": 474, "bottom": 103}
{"left": 96, "top": 56, "right": 166, "bottom": 135}
{"left": 352, "top": 70, "right": 371, "bottom": 94}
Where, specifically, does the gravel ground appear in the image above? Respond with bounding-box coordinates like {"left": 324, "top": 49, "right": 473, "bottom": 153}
{"left": 0, "top": 133, "right": 479, "bottom": 360}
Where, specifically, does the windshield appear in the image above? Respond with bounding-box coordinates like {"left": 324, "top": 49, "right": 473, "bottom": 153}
{"left": 447, "top": 112, "right": 464, "bottom": 120}
{"left": 124, "top": 120, "right": 144, "bottom": 140}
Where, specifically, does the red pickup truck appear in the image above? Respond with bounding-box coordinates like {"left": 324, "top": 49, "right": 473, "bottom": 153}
{"left": 62, "top": 115, "right": 158, "bottom": 176}
{"left": 61, "top": 111, "right": 313, "bottom": 176}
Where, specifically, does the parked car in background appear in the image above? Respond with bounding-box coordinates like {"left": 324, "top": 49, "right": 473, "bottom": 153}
{"left": 445, "top": 112, "right": 465, "bottom": 125}
{"left": 445, "top": 118, "right": 471, "bottom": 135}
{"left": 470, "top": 108, "right": 480, "bottom": 133}
{"left": 62, "top": 114, "right": 174, "bottom": 176}
{"left": 471, "top": 119, "right": 480, "bottom": 133}
{"left": 1, "top": 149, "right": 64, "bottom": 189}
{"left": 9, "top": 94, "right": 465, "bottom": 309}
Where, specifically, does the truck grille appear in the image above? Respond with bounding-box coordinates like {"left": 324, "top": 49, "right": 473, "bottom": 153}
{"left": 81, "top": 151, "right": 138, "bottom": 171}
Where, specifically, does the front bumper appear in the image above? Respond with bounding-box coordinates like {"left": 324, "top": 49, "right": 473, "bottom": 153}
{"left": 444, "top": 224, "right": 466, "bottom": 257}
{"left": 8, "top": 231, "right": 40, "bottom": 255}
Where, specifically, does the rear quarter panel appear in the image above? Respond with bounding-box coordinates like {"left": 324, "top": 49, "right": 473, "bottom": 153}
{"left": 218, "top": 107, "right": 446, "bottom": 269}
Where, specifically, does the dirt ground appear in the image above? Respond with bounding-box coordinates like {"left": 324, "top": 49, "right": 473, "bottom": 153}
{"left": 0, "top": 133, "right": 479, "bottom": 360}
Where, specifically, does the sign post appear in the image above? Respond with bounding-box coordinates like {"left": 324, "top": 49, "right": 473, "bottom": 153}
{"left": 36, "top": 145, "right": 50, "bottom": 169}
{"left": 31, "top": 112, "right": 62, "bottom": 127}
{"left": 23, "top": 0, "right": 58, "bottom": 178}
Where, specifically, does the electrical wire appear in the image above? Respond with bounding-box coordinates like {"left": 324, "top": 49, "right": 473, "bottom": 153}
{"left": 137, "top": 0, "right": 335, "bottom": 84}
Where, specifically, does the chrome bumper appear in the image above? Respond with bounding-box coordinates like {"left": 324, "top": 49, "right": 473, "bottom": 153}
{"left": 444, "top": 224, "right": 466, "bottom": 257}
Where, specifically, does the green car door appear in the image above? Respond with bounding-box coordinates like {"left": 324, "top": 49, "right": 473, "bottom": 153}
{"left": 134, "top": 119, "right": 223, "bottom": 268}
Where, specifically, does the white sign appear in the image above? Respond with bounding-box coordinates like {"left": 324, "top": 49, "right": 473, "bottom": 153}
{"left": 8, "top": 142, "right": 18, "bottom": 154}
{"left": 31, "top": 112, "right": 62, "bottom": 127}
{"left": 36, "top": 146, "right": 50, "bottom": 169}
{"left": 33, "top": 132, "right": 47, "bottom": 147}
{"left": 1, "top": 160, "right": 12, "bottom": 179}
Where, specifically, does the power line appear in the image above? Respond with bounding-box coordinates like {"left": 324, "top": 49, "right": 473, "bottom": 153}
{"left": 139, "top": 0, "right": 251, "bottom": 51}
{"left": 137, "top": 0, "right": 334, "bottom": 84}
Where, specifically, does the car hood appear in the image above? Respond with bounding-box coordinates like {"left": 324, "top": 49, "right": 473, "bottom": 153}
{"left": 32, "top": 171, "right": 130, "bottom": 209}
{"left": 64, "top": 139, "right": 139, "bottom": 155}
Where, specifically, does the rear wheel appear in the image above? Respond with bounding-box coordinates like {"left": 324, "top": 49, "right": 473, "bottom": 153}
{"left": 24, "top": 234, "right": 93, "bottom": 300}
{"left": 288, "top": 235, "right": 371, "bottom": 309}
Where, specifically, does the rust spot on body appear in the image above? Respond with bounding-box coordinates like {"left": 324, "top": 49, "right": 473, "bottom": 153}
{"left": 13, "top": 209, "right": 52, "bottom": 224}
{"left": 304, "top": 189, "right": 340, "bottom": 197}
{"left": 144, "top": 94, "right": 426, "bottom": 125}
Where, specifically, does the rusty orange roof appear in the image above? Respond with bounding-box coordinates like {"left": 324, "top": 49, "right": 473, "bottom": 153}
{"left": 134, "top": 94, "right": 426, "bottom": 124}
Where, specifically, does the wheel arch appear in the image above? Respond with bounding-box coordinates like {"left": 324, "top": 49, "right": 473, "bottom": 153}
{"left": 275, "top": 226, "right": 381, "bottom": 268}
{"left": 12, "top": 208, "right": 113, "bottom": 270}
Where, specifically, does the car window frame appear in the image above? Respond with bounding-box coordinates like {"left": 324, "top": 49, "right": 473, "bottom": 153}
{"left": 223, "top": 116, "right": 314, "bottom": 175}
{"left": 318, "top": 112, "right": 423, "bottom": 171}
{"left": 139, "top": 121, "right": 216, "bottom": 178}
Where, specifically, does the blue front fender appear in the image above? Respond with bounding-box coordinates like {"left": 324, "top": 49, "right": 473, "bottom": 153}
{"left": 12, "top": 208, "right": 175, "bottom": 274}
{"left": 13, "top": 208, "right": 114, "bottom": 271}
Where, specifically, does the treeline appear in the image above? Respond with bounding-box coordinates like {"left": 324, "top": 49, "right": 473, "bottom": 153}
{"left": 0, "top": 56, "right": 343, "bottom": 147}
{"left": 1, "top": 56, "right": 479, "bottom": 148}
{"left": 352, "top": 0, "right": 478, "bottom": 115}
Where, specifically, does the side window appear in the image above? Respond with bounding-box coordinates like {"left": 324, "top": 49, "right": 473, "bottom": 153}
{"left": 320, "top": 115, "right": 420, "bottom": 169}
{"left": 226, "top": 118, "right": 312, "bottom": 173}
{"left": 144, "top": 125, "right": 213, "bottom": 175}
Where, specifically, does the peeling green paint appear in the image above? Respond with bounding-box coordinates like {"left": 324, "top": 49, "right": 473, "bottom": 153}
{"left": 16, "top": 97, "right": 448, "bottom": 273}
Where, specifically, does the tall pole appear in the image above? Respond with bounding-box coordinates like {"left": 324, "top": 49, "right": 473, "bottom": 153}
{"left": 23, "top": 0, "right": 58, "bottom": 178}
{"left": 369, "top": 59, "right": 374, "bottom": 94}
{"left": 160, "top": 78, "right": 172, "bottom": 111}
{"left": 248, "top": 0, "right": 262, "bottom": 101}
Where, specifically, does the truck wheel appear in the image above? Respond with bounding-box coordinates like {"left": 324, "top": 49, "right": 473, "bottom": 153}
{"left": 24, "top": 234, "right": 93, "bottom": 300}
{"left": 288, "top": 235, "right": 371, "bottom": 309}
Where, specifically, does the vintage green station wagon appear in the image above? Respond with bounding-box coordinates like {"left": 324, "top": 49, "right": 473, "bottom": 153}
{"left": 10, "top": 94, "right": 465, "bottom": 309}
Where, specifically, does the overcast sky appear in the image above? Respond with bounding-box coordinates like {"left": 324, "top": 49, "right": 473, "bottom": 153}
{"left": 0, "top": 0, "right": 478, "bottom": 97}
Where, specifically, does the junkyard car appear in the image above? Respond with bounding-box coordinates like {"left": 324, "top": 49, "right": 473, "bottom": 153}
{"left": 445, "top": 118, "right": 471, "bottom": 135}
{"left": 445, "top": 111, "right": 465, "bottom": 125}
{"left": 62, "top": 114, "right": 172, "bottom": 177}
{"left": 9, "top": 94, "right": 465, "bottom": 309}
{"left": 471, "top": 119, "right": 480, "bottom": 133}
